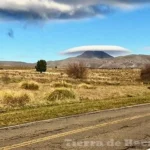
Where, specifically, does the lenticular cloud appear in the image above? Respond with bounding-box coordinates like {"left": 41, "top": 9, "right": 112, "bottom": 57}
{"left": 0, "top": 0, "right": 149, "bottom": 21}
{"left": 61, "top": 45, "right": 131, "bottom": 56}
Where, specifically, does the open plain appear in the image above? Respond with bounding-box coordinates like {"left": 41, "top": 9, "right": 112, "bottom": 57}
{"left": 0, "top": 68, "right": 150, "bottom": 127}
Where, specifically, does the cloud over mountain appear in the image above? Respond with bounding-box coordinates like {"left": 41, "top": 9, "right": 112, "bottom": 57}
{"left": 61, "top": 45, "right": 131, "bottom": 57}
{"left": 0, "top": 0, "right": 150, "bottom": 22}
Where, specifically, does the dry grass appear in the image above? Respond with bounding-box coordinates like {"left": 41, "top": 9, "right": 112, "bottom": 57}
{"left": 0, "top": 69, "right": 146, "bottom": 106}
{"left": 0, "top": 68, "right": 149, "bottom": 126}
{"left": 0, "top": 94, "right": 150, "bottom": 127}
{"left": 0, "top": 91, "right": 31, "bottom": 107}
{"left": 47, "top": 88, "right": 76, "bottom": 101}
{"left": 77, "top": 85, "right": 150, "bottom": 100}
{"left": 51, "top": 81, "right": 73, "bottom": 88}
{"left": 78, "top": 83, "right": 96, "bottom": 89}
{"left": 0, "top": 74, "right": 11, "bottom": 84}
{"left": 20, "top": 81, "right": 39, "bottom": 90}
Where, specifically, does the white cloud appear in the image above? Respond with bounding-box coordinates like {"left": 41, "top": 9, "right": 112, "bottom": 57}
{"left": 0, "top": 0, "right": 149, "bottom": 21}
{"left": 61, "top": 45, "right": 131, "bottom": 56}
{"left": 0, "top": 0, "right": 71, "bottom": 11}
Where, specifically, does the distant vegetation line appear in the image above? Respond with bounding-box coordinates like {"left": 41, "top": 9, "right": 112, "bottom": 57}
{"left": 0, "top": 54, "right": 150, "bottom": 69}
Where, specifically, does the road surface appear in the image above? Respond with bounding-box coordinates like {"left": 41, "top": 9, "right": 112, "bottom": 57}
{"left": 0, "top": 104, "right": 150, "bottom": 150}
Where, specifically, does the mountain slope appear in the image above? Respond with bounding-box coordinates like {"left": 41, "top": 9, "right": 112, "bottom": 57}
{"left": 0, "top": 54, "right": 150, "bottom": 69}
{"left": 0, "top": 61, "right": 35, "bottom": 69}
{"left": 47, "top": 54, "right": 150, "bottom": 69}
{"left": 77, "top": 51, "right": 113, "bottom": 59}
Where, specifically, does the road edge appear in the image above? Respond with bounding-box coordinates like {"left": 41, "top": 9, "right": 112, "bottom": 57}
{"left": 0, "top": 103, "right": 150, "bottom": 130}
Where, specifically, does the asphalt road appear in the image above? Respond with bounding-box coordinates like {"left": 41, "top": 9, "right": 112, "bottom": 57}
{"left": 0, "top": 104, "right": 150, "bottom": 150}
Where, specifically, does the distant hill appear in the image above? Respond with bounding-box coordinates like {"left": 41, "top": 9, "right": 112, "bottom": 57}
{"left": 77, "top": 51, "right": 113, "bottom": 59}
{"left": 47, "top": 54, "right": 150, "bottom": 69}
{"left": 0, "top": 54, "right": 150, "bottom": 69}
{"left": 0, "top": 61, "right": 35, "bottom": 69}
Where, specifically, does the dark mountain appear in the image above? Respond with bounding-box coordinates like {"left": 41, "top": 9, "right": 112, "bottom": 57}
{"left": 77, "top": 51, "right": 113, "bottom": 59}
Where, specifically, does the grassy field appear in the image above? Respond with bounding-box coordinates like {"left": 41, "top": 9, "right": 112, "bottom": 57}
{"left": 0, "top": 68, "right": 150, "bottom": 127}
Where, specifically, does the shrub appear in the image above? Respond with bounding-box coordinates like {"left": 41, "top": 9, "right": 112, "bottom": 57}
{"left": 0, "top": 74, "right": 11, "bottom": 84}
{"left": 2, "top": 91, "right": 30, "bottom": 107}
{"left": 51, "top": 81, "right": 73, "bottom": 88}
{"left": 47, "top": 88, "right": 76, "bottom": 101}
{"left": 21, "top": 81, "right": 39, "bottom": 90}
{"left": 66, "top": 62, "right": 88, "bottom": 79}
{"left": 141, "top": 64, "right": 150, "bottom": 81}
{"left": 78, "top": 83, "right": 96, "bottom": 89}
{"left": 35, "top": 60, "right": 47, "bottom": 73}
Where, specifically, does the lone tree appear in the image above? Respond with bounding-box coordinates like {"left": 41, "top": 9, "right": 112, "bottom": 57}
{"left": 35, "top": 60, "right": 47, "bottom": 73}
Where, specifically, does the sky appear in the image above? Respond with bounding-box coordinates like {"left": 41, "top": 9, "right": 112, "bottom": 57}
{"left": 0, "top": 0, "right": 150, "bottom": 62}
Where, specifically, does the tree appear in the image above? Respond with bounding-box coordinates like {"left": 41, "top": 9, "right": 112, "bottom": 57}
{"left": 35, "top": 60, "right": 47, "bottom": 73}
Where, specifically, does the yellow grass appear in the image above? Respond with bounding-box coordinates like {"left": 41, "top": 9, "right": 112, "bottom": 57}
{"left": 0, "top": 90, "right": 31, "bottom": 108}
{"left": 0, "top": 69, "right": 147, "bottom": 108}
{"left": 78, "top": 83, "right": 96, "bottom": 89}
{"left": 0, "top": 69, "right": 150, "bottom": 126}
{"left": 0, "top": 68, "right": 150, "bottom": 127}
{"left": 51, "top": 81, "right": 73, "bottom": 88}
{"left": 20, "top": 81, "right": 39, "bottom": 90}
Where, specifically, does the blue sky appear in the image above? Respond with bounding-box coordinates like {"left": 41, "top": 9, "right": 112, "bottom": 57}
{"left": 0, "top": 1, "right": 150, "bottom": 62}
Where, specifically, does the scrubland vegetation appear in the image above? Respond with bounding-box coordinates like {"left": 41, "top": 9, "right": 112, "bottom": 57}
{"left": 141, "top": 64, "right": 150, "bottom": 82}
{"left": 66, "top": 62, "right": 88, "bottom": 79}
{"left": 0, "top": 66, "right": 150, "bottom": 127}
{"left": 20, "top": 81, "right": 39, "bottom": 90}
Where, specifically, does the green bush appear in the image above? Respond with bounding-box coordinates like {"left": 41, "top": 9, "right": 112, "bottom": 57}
{"left": 35, "top": 60, "right": 47, "bottom": 73}
{"left": 47, "top": 88, "right": 76, "bottom": 101}
{"left": 21, "top": 81, "right": 39, "bottom": 90}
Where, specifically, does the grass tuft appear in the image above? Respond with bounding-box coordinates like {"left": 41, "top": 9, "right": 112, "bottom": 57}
{"left": 51, "top": 81, "right": 73, "bottom": 88}
{"left": 20, "top": 81, "right": 39, "bottom": 90}
{"left": 0, "top": 74, "right": 11, "bottom": 84}
{"left": 78, "top": 83, "right": 96, "bottom": 89}
{"left": 47, "top": 88, "right": 76, "bottom": 101}
{"left": 1, "top": 91, "right": 31, "bottom": 107}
